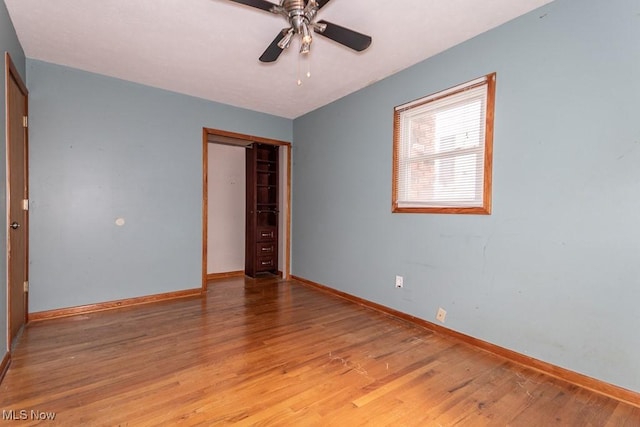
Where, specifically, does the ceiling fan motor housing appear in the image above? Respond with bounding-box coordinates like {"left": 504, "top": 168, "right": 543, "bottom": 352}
{"left": 283, "top": 0, "right": 314, "bottom": 33}
{"left": 283, "top": 0, "right": 306, "bottom": 13}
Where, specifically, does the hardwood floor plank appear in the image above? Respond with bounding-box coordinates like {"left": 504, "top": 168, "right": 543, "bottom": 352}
{"left": 0, "top": 277, "right": 638, "bottom": 426}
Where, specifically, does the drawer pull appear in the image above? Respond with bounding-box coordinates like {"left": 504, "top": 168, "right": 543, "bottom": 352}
{"left": 261, "top": 261, "right": 272, "bottom": 266}
{"left": 261, "top": 247, "right": 273, "bottom": 252}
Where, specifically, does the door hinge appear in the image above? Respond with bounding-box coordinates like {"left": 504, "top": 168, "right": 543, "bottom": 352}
{"left": 23, "top": 281, "right": 29, "bottom": 292}
{"left": 22, "top": 199, "right": 29, "bottom": 211}
{"left": 22, "top": 116, "right": 28, "bottom": 128}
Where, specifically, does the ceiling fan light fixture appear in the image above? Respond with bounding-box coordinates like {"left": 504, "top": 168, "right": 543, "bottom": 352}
{"left": 300, "top": 40, "right": 311, "bottom": 55}
{"left": 311, "top": 21, "right": 327, "bottom": 33}
{"left": 300, "top": 22, "right": 312, "bottom": 54}
{"left": 277, "top": 29, "right": 294, "bottom": 49}
{"left": 301, "top": 21, "right": 312, "bottom": 44}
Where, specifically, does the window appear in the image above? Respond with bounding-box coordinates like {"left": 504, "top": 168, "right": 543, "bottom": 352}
{"left": 392, "top": 73, "right": 496, "bottom": 214}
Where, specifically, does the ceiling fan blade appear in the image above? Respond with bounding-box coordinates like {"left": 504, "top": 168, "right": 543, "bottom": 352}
{"left": 259, "top": 31, "right": 286, "bottom": 62}
{"left": 315, "top": 20, "right": 372, "bottom": 52}
{"left": 316, "top": 0, "right": 332, "bottom": 9}
{"left": 227, "top": 0, "right": 276, "bottom": 12}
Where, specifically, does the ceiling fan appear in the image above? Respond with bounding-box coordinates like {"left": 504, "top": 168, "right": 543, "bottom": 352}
{"left": 228, "top": 0, "right": 372, "bottom": 62}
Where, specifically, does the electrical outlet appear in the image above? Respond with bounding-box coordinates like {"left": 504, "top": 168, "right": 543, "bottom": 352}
{"left": 395, "top": 275, "right": 403, "bottom": 288}
{"left": 436, "top": 307, "right": 447, "bottom": 323}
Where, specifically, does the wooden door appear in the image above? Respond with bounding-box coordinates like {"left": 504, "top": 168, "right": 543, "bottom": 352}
{"left": 6, "top": 53, "right": 29, "bottom": 348}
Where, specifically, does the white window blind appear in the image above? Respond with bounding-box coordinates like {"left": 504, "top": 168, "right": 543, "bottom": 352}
{"left": 393, "top": 74, "right": 495, "bottom": 214}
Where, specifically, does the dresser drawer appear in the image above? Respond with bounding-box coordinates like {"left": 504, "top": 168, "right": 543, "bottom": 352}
{"left": 257, "top": 227, "right": 276, "bottom": 242}
{"left": 257, "top": 242, "right": 276, "bottom": 256}
{"left": 256, "top": 256, "right": 276, "bottom": 271}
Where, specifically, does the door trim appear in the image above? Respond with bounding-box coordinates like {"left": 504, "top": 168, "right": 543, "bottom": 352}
{"left": 202, "top": 128, "right": 292, "bottom": 290}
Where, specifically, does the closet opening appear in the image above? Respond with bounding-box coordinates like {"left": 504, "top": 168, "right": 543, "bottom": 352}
{"left": 201, "top": 128, "right": 291, "bottom": 289}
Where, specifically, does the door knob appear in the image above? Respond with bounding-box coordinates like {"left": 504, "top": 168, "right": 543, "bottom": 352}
{"left": 9, "top": 222, "right": 20, "bottom": 230}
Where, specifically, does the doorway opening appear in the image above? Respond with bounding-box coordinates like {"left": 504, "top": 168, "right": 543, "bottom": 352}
{"left": 201, "top": 128, "right": 291, "bottom": 290}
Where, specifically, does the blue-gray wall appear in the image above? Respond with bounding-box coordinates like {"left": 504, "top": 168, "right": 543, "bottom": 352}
{"left": 1, "top": 0, "right": 25, "bottom": 357}
{"left": 292, "top": 0, "right": 640, "bottom": 392}
{"left": 26, "top": 59, "right": 292, "bottom": 312}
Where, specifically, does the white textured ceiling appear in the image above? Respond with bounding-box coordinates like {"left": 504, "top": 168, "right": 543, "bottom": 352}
{"left": 5, "top": 0, "right": 553, "bottom": 119}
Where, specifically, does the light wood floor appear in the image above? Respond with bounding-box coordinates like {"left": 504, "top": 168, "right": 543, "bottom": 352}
{"left": 1, "top": 276, "right": 639, "bottom": 426}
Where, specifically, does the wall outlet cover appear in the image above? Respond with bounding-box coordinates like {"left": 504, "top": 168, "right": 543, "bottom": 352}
{"left": 395, "top": 275, "right": 404, "bottom": 288}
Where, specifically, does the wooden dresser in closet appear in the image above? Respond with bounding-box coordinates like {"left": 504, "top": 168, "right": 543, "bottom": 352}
{"left": 245, "top": 143, "right": 279, "bottom": 277}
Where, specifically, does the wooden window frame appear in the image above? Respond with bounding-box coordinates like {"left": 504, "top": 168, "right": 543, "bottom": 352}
{"left": 392, "top": 73, "right": 496, "bottom": 215}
